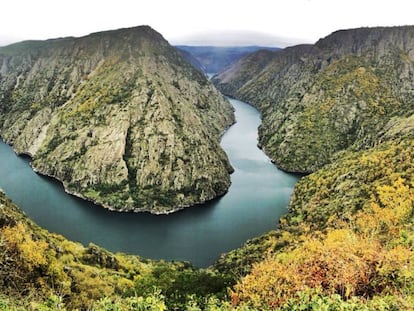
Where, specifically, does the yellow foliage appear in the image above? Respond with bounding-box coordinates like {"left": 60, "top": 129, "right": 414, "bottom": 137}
{"left": 376, "top": 177, "right": 413, "bottom": 219}
{"left": 115, "top": 277, "right": 135, "bottom": 295}
{"left": 377, "top": 245, "right": 413, "bottom": 278}
{"left": 1, "top": 222, "right": 48, "bottom": 271}
{"left": 30, "top": 102, "right": 42, "bottom": 111}
{"left": 69, "top": 264, "right": 115, "bottom": 308}
{"left": 234, "top": 177, "right": 414, "bottom": 309}
{"left": 234, "top": 229, "right": 381, "bottom": 308}
{"left": 356, "top": 177, "right": 414, "bottom": 242}
{"left": 46, "top": 260, "right": 72, "bottom": 296}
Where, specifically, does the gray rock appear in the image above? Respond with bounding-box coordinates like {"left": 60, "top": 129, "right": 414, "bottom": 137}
{"left": 214, "top": 26, "right": 414, "bottom": 173}
{"left": 0, "top": 26, "right": 235, "bottom": 214}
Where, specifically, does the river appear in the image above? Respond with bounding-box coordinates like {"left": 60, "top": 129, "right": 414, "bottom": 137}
{"left": 0, "top": 98, "right": 298, "bottom": 267}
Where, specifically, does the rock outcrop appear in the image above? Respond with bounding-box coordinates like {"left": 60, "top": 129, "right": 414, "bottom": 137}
{"left": 0, "top": 26, "right": 235, "bottom": 214}
{"left": 213, "top": 26, "right": 414, "bottom": 173}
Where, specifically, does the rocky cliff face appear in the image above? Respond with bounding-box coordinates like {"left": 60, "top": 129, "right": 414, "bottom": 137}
{"left": 213, "top": 26, "right": 414, "bottom": 173}
{"left": 0, "top": 26, "right": 235, "bottom": 214}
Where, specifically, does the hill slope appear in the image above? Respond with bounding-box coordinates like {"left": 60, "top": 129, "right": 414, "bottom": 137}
{"left": 2, "top": 25, "right": 414, "bottom": 311}
{"left": 210, "top": 26, "right": 414, "bottom": 309}
{"left": 0, "top": 26, "right": 235, "bottom": 214}
{"left": 213, "top": 26, "right": 414, "bottom": 173}
{"left": 0, "top": 190, "right": 235, "bottom": 310}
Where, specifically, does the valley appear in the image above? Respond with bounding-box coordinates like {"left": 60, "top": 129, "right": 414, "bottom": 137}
{"left": 0, "top": 98, "right": 297, "bottom": 267}
{"left": 1, "top": 24, "right": 414, "bottom": 310}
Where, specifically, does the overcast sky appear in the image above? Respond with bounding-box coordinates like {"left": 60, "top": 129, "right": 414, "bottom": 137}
{"left": 1, "top": 0, "right": 413, "bottom": 47}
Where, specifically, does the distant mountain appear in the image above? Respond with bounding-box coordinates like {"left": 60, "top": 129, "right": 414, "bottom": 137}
{"left": 175, "top": 47, "right": 205, "bottom": 72}
{"left": 0, "top": 26, "right": 235, "bottom": 214}
{"left": 2, "top": 25, "right": 414, "bottom": 310}
{"left": 176, "top": 45, "right": 281, "bottom": 74}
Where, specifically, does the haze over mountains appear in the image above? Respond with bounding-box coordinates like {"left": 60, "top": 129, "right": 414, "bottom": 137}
{"left": 176, "top": 45, "right": 281, "bottom": 74}
{"left": 1, "top": 24, "right": 414, "bottom": 309}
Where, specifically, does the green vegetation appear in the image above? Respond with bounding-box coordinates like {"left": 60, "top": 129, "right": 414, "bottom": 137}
{"left": 2, "top": 135, "right": 414, "bottom": 310}
{"left": 2, "top": 25, "right": 414, "bottom": 310}
{"left": 0, "top": 192, "right": 233, "bottom": 310}
{"left": 212, "top": 137, "right": 414, "bottom": 310}
{"left": 258, "top": 53, "right": 414, "bottom": 173}
{"left": 231, "top": 174, "right": 414, "bottom": 309}
{"left": 61, "top": 59, "right": 137, "bottom": 124}
{"left": 210, "top": 26, "right": 414, "bottom": 309}
{"left": 285, "top": 137, "right": 414, "bottom": 232}
{"left": 214, "top": 27, "right": 414, "bottom": 174}
{"left": 2, "top": 133, "right": 414, "bottom": 310}
{"left": 0, "top": 25, "right": 234, "bottom": 214}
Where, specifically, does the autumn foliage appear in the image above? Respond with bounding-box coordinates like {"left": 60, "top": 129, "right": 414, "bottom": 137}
{"left": 232, "top": 174, "right": 414, "bottom": 309}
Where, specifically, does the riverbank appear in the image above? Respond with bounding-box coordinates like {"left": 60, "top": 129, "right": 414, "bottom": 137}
{"left": 0, "top": 98, "right": 298, "bottom": 267}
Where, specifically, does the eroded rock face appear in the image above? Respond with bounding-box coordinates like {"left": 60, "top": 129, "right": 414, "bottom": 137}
{"left": 0, "top": 26, "right": 235, "bottom": 213}
{"left": 213, "top": 26, "right": 414, "bottom": 173}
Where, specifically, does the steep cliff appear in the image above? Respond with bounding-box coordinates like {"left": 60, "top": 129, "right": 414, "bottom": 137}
{"left": 0, "top": 26, "right": 235, "bottom": 214}
{"left": 3, "top": 25, "right": 414, "bottom": 310}
{"left": 213, "top": 26, "right": 414, "bottom": 173}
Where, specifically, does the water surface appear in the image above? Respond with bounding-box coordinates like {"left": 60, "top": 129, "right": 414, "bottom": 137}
{"left": 0, "top": 98, "right": 298, "bottom": 267}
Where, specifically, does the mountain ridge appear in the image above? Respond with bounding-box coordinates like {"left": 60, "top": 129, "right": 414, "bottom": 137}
{"left": 1, "top": 25, "right": 414, "bottom": 310}
{"left": 210, "top": 26, "right": 414, "bottom": 309}
{"left": 0, "top": 25, "right": 235, "bottom": 214}
{"left": 213, "top": 25, "right": 414, "bottom": 173}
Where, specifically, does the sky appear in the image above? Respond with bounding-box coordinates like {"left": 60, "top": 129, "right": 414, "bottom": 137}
{"left": 0, "top": 0, "right": 413, "bottom": 47}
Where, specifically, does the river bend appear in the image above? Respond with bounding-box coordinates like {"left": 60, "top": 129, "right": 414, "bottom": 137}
{"left": 0, "top": 98, "right": 298, "bottom": 267}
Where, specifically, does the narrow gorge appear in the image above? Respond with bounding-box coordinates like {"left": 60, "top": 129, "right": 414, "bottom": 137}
{"left": 0, "top": 98, "right": 298, "bottom": 267}
{"left": 1, "top": 24, "right": 414, "bottom": 309}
